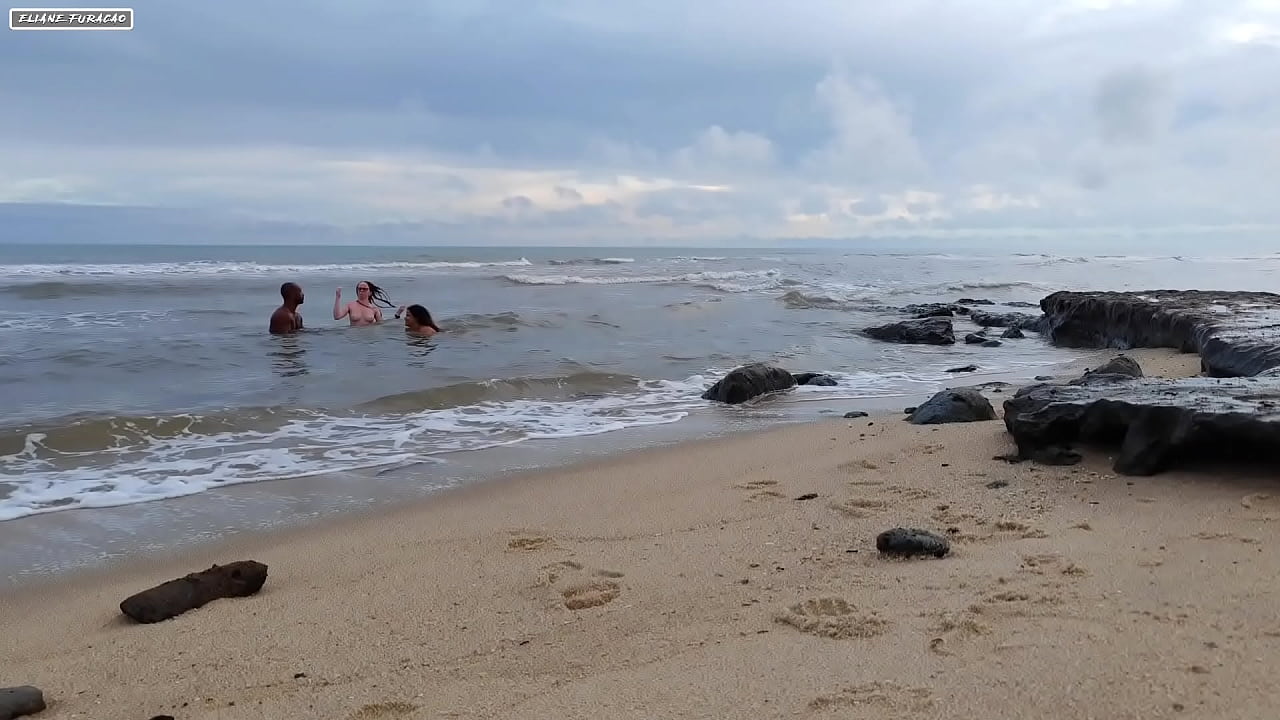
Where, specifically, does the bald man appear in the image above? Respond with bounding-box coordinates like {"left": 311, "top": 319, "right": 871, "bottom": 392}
{"left": 269, "top": 282, "right": 305, "bottom": 334}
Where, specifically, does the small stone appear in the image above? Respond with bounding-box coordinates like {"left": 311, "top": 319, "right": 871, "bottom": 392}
{"left": 843, "top": 411, "right": 869, "bottom": 419}
{"left": 795, "top": 493, "right": 818, "bottom": 501}
{"left": 876, "top": 528, "right": 950, "bottom": 558}
{"left": 986, "top": 480, "right": 1009, "bottom": 489}
{"left": 0, "top": 686, "right": 46, "bottom": 720}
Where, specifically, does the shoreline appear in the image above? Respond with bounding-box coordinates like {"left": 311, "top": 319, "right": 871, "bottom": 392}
{"left": 0, "top": 345, "right": 1143, "bottom": 591}
{"left": 12, "top": 347, "right": 1278, "bottom": 719}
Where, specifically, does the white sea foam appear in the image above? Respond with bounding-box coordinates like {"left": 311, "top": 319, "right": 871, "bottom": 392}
{"left": 0, "top": 375, "right": 710, "bottom": 521}
{"left": 0, "top": 258, "right": 533, "bottom": 279}
{"left": 501, "top": 269, "right": 782, "bottom": 292}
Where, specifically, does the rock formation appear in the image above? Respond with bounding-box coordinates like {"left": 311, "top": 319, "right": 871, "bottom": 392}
{"left": 1003, "top": 371, "right": 1280, "bottom": 475}
{"left": 1038, "top": 290, "right": 1280, "bottom": 377}
{"left": 862, "top": 317, "right": 955, "bottom": 345}
{"left": 907, "top": 388, "right": 996, "bottom": 424}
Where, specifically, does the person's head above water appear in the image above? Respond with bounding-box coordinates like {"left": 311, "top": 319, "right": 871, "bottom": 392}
{"left": 403, "top": 304, "right": 441, "bottom": 334}
{"left": 280, "top": 282, "right": 304, "bottom": 306}
{"left": 356, "top": 280, "right": 395, "bottom": 308}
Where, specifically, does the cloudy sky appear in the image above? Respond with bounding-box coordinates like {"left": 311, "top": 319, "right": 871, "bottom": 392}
{"left": 2, "top": 0, "right": 1279, "bottom": 244}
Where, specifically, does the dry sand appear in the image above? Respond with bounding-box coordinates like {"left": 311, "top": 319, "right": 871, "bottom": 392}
{"left": 5, "top": 348, "right": 1280, "bottom": 719}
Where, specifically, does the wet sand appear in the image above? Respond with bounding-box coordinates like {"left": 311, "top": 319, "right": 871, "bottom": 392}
{"left": 7, "top": 348, "right": 1280, "bottom": 719}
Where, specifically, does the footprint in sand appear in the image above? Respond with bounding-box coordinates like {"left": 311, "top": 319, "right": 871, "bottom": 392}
{"left": 349, "top": 701, "right": 418, "bottom": 719}
{"left": 830, "top": 497, "right": 889, "bottom": 518}
{"left": 562, "top": 580, "right": 622, "bottom": 610}
{"left": 507, "top": 534, "right": 554, "bottom": 551}
{"left": 1241, "top": 493, "right": 1280, "bottom": 520}
{"left": 809, "top": 681, "right": 934, "bottom": 714}
{"left": 774, "top": 597, "right": 889, "bottom": 639}
{"left": 736, "top": 479, "right": 785, "bottom": 502}
{"left": 537, "top": 560, "right": 626, "bottom": 610}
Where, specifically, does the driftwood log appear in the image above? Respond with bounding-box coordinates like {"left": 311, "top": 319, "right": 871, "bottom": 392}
{"left": 0, "top": 686, "right": 46, "bottom": 720}
{"left": 120, "top": 560, "right": 268, "bottom": 623}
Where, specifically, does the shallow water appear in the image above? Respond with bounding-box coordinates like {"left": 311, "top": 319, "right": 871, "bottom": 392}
{"left": 0, "top": 242, "right": 1276, "bottom": 536}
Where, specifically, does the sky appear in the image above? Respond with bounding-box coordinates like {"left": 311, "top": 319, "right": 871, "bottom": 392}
{"left": 2, "top": 0, "right": 1279, "bottom": 245}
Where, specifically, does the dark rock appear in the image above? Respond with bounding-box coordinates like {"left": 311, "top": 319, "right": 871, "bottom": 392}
{"left": 0, "top": 686, "right": 46, "bottom": 720}
{"left": 908, "top": 389, "right": 996, "bottom": 425}
{"left": 971, "top": 310, "right": 1047, "bottom": 332}
{"left": 1076, "top": 354, "right": 1143, "bottom": 381}
{"left": 701, "top": 363, "right": 796, "bottom": 404}
{"left": 1038, "top": 290, "right": 1280, "bottom": 377}
{"left": 964, "top": 333, "right": 987, "bottom": 344}
{"left": 1003, "top": 375, "right": 1280, "bottom": 475}
{"left": 876, "top": 528, "right": 950, "bottom": 558}
{"left": 981, "top": 339, "right": 1003, "bottom": 347}
{"left": 795, "top": 493, "right": 818, "bottom": 501}
{"left": 903, "top": 406, "right": 916, "bottom": 414}
{"left": 985, "top": 480, "right": 1009, "bottom": 489}
{"left": 1001, "top": 327, "right": 1025, "bottom": 339}
{"left": 120, "top": 560, "right": 269, "bottom": 623}
{"left": 1034, "top": 375, "right": 1055, "bottom": 381}
{"left": 957, "top": 297, "right": 995, "bottom": 305}
{"left": 945, "top": 364, "right": 978, "bottom": 373}
{"left": 843, "top": 411, "right": 869, "bottom": 419}
{"left": 862, "top": 317, "right": 955, "bottom": 345}
{"left": 149, "top": 716, "right": 176, "bottom": 720}
{"left": 903, "top": 302, "right": 962, "bottom": 318}
{"left": 1007, "top": 301, "right": 1039, "bottom": 308}
{"left": 792, "top": 372, "right": 838, "bottom": 387}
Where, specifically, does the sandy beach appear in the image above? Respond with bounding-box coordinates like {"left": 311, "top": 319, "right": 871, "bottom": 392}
{"left": 5, "top": 347, "right": 1280, "bottom": 719}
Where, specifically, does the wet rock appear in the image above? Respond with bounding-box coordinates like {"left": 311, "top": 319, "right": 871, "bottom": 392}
{"left": 795, "top": 493, "right": 818, "bottom": 501}
{"left": 970, "top": 310, "right": 1047, "bottom": 332}
{"left": 903, "top": 406, "right": 917, "bottom": 414}
{"left": 1001, "top": 327, "right": 1026, "bottom": 339}
{"left": 1075, "top": 354, "right": 1143, "bottom": 381}
{"left": 957, "top": 297, "right": 995, "bottom": 305}
{"left": 843, "top": 411, "right": 869, "bottom": 419}
{"left": 981, "top": 339, "right": 1003, "bottom": 348}
{"left": 0, "top": 686, "right": 46, "bottom": 720}
{"left": 908, "top": 388, "right": 996, "bottom": 425}
{"left": 964, "top": 333, "right": 987, "bottom": 344}
{"left": 792, "top": 372, "right": 838, "bottom": 387}
{"left": 903, "top": 302, "right": 963, "bottom": 318}
{"left": 120, "top": 561, "right": 268, "bottom": 623}
{"left": 1034, "top": 375, "right": 1055, "bottom": 381}
{"left": 876, "top": 528, "right": 950, "bottom": 558}
{"left": 1038, "top": 290, "right": 1280, "bottom": 377}
{"left": 945, "top": 364, "right": 978, "bottom": 373}
{"left": 701, "top": 363, "right": 796, "bottom": 404}
{"left": 862, "top": 317, "right": 955, "bottom": 345}
{"left": 985, "top": 480, "right": 1009, "bottom": 489}
{"left": 1003, "top": 374, "right": 1280, "bottom": 475}
{"left": 1007, "top": 301, "right": 1039, "bottom": 308}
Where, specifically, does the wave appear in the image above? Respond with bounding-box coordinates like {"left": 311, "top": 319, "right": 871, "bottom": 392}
{"left": 0, "top": 371, "right": 708, "bottom": 521}
{"left": 500, "top": 269, "right": 782, "bottom": 293}
{"left": 547, "top": 257, "right": 635, "bottom": 266}
{"left": 0, "top": 258, "right": 534, "bottom": 281}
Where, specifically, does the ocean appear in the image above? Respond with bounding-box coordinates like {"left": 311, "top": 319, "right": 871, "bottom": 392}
{"left": 2, "top": 242, "right": 1278, "bottom": 582}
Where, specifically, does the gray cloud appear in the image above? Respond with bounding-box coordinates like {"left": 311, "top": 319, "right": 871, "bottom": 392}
{"left": 1, "top": 0, "right": 1279, "bottom": 243}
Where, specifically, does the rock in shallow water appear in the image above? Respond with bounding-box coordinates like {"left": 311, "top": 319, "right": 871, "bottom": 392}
{"left": 908, "top": 389, "right": 996, "bottom": 425}
{"left": 0, "top": 686, "right": 46, "bottom": 720}
{"left": 843, "top": 411, "right": 869, "bottom": 419}
{"left": 1001, "top": 327, "right": 1025, "bottom": 339}
{"left": 1003, "top": 374, "right": 1280, "bottom": 475}
{"left": 701, "top": 363, "right": 797, "bottom": 404}
{"left": 792, "top": 372, "right": 838, "bottom": 387}
{"left": 862, "top": 317, "right": 955, "bottom": 345}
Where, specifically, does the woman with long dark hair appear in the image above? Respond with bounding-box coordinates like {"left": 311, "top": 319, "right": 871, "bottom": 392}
{"left": 396, "top": 304, "right": 442, "bottom": 337}
{"left": 333, "top": 280, "right": 396, "bottom": 326}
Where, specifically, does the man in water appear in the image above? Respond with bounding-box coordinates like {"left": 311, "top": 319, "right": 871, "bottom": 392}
{"left": 269, "top": 282, "right": 305, "bottom": 334}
